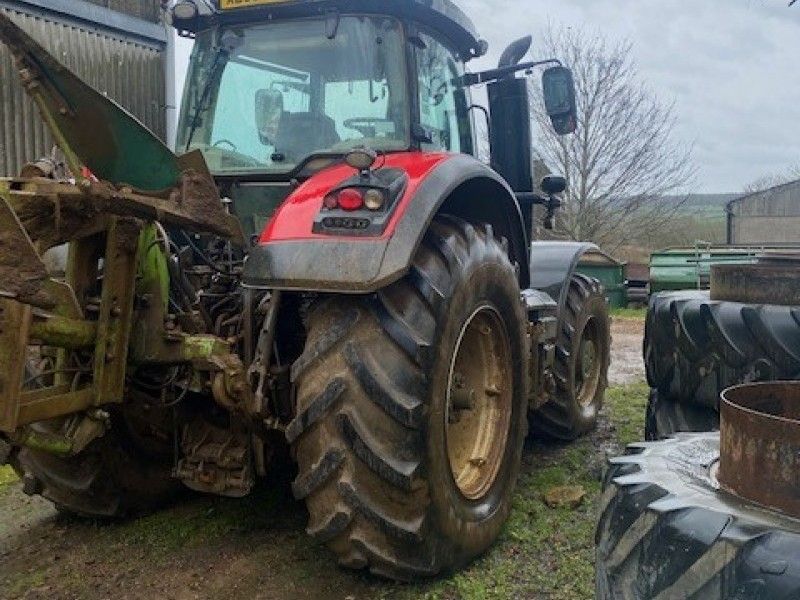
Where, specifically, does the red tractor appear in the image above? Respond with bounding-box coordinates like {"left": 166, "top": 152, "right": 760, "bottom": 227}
{"left": 0, "top": 0, "right": 610, "bottom": 579}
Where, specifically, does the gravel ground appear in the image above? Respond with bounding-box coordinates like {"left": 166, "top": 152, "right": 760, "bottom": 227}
{"left": 608, "top": 317, "right": 645, "bottom": 386}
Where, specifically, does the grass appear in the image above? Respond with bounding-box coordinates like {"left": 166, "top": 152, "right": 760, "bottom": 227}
{"left": 605, "top": 383, "right": 650, "bottom": 447}
{"left": 92, "top": 480, "right": 290, "bottom": 557}
{"left": 4, "top": 568, "right": 46, "bottom": 598}
{"left": 610, "top": 307, "right": 647, "bottom": 320}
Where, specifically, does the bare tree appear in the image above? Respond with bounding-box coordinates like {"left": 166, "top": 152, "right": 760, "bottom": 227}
{"left": 530, "top": 24, "right": 696, "bottom": 251}
{"left": 743, "top": 164, "right": 800, "bottom": 193}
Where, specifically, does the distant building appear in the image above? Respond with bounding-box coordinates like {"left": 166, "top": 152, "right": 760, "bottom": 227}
{"left": 727, "top": 180, "right": 800, "bottom": 245}
{"left": 0, "top": 0, "right": 168, "bottom": 177}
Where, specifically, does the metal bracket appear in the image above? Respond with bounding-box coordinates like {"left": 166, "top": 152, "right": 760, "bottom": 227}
{"left": 175, "top": 418, "right": 254, "bottom": 498}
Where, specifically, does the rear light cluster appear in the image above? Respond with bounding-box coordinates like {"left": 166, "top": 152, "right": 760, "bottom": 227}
{"left": 322, "top": 187, "right": 386, "bottom": 212}
{"left": 313, "top": 167, "right": 408, "bottom": 237}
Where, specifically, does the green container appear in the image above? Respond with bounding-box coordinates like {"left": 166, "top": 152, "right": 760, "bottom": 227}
{"left": 577, "top": 251, "right": 627, "bottom": 309}
{"left": 649, "top": 244, "right": 761, "bottom": 293}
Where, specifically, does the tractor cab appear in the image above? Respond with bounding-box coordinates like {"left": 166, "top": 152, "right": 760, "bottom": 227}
{"left": 174, "top": 1, "right": 485, "bottom": 175}
{"left": 172, "top": 0, "right": 576, "bottom": 194}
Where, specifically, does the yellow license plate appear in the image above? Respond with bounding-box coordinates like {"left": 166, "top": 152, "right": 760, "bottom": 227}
{"left": 219, "top": 0, "right": 289, "bottom": 9}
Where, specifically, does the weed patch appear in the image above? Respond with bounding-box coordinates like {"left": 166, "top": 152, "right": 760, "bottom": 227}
{"left": 610, "top": 307, "right": 647, "bottom": 320}
{"left": 0, "top": 465, "right": 17, "bottom": 487}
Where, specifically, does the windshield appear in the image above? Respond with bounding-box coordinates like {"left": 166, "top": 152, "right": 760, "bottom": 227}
{"left": 177, "top": 16, "right": 411, "bottom": 175}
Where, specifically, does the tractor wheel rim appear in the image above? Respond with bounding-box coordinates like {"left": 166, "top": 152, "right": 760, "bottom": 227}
{"left": 445, "top": 306, "right": 513, "bottom": 501}
{"left": 576, "top": 317, "right": 601, "bottom": 408}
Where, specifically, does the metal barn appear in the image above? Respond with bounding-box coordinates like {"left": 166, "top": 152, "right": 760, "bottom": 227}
{"left": 0, "top": 0, "right": 168, "bottom": 177}
{"left": 727, "top": 179, "right": 800, "bottom": 245}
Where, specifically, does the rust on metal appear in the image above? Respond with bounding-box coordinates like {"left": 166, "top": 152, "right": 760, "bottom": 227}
{"left": 29, "top": 314, "right": 97, "bottom": 349}
{"left": 92, "top": 217, "right": 141, "bottom": 405}
{"left": 4, "top": 178, "right": 243, "bottom": 246}
{"left": 0, "top": 192, "right": 54, "bottom": 308}
{"left": 0, "top": 175, "right": 243, "bottom": 308}
{"left": 17, "top": 386, "right": 94, "bottom": 426}
{"left": 175, "top": 417, "right": 255, "bottom": 498}
{"left": 711, "top": 255, "right": 800, "bottom": 305}
{"left": 719, "top": 382, "right": 800, "bottom": 516}
{"left": 0, "top": 300, "right": 32, "bottom": 431}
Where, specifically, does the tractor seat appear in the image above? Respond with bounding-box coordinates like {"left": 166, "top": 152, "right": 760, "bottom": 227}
{"left": 275, "top": 112, "right": 340, "bottom": 162}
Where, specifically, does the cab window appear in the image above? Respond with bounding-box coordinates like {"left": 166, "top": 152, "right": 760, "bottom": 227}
{"left": 211, "top": 61, "right": 310, "bottom": 162}
{"left": 414, "top": 32, "right": 472, "bottom": 154}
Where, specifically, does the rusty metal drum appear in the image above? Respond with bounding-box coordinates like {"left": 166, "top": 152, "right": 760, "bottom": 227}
{"left": 719, "top": 381, "right": 800, "bottom": 517}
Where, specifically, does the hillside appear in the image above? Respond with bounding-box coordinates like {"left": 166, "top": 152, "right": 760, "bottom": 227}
{"left": 670, "top": 192, "right": 740, "bottom": 218}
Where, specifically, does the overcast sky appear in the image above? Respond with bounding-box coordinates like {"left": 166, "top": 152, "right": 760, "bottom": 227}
{"left": 174, "top": 1, "right": 799, "bottom": 193}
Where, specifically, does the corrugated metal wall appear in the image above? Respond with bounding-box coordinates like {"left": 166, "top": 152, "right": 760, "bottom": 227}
{"left": 0, "top": 1, "right": 166, "bottom": 177}
{"left": 83, "top": 1, "right": 161, "bottom": 23}
{"left": 727, "top": 180, "right": 800, "bottom": 245}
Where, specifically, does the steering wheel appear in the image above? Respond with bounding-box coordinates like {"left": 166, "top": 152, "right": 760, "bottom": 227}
{"left": 212, "top": 139, "right": 238, "bottom": 152}
{"left": 343, "top": 117, "right": 395, "bottom": 138}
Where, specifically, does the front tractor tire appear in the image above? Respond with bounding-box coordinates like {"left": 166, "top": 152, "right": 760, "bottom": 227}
{"left": 534, "top": 274, "right": 610, "bottom": 440}
{"left": 12, "top": 408, "right": 181, "bottom": 518}
{"left": 288, "top": 216, "right": 528, "bottom": 580}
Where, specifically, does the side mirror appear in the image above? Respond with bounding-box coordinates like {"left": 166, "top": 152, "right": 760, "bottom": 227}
{"left": 255, "top": 89, "right": 284, "bottom": 146}
{"left": 542, "top": 66, "right": 577, "bottom": 135}
{"left": 498, "top": 35, "right": 532, "bottom": 68}
{"left": 541, "top": 175, "right": 566, "bottom": 195}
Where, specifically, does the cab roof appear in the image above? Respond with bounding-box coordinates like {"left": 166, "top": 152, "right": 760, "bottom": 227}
{"left": 179, "top": 0, "right": 487, "bottom": 61}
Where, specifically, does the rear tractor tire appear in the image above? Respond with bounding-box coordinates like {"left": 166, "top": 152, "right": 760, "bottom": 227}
{"left": 288, "top": 216, "right": 529, "bottom": 580}
{"left": 534, "top": 274, "right": 611, "bottom": 440}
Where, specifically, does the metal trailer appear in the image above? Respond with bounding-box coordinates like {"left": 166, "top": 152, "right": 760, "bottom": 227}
{"left": 0, "top": 0, "right": 167, "bottom": 177}
{"left": 649, "top": 243, "right": 762, "bottom": 293}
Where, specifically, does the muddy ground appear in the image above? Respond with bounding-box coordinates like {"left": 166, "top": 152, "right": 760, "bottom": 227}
{"left": 0, "top": 316, "right": 646, "bottom": 600}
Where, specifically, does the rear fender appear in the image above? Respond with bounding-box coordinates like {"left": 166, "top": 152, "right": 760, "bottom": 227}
{"left": 529, "top": 241, "right": 600, "bottom": 313}
{"left": 244, "top": 153, "right": 529, "bottom": 292}
{"left": 527, "top": 241, "right": 601, "bottom": 406}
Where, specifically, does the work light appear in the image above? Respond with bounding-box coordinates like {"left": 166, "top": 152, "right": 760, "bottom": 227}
{"left": 173, "top": 0, "right": 199, "bottom": 20}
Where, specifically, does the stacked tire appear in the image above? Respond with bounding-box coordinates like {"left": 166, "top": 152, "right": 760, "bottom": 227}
{"left": 644, "top": 290, "right": 800, "bottom": 440}
{"left": 600, "top": 282, "right": 800, "bottom": 598}
{"left": 596, "top": 434, "right": 800, "bottom": 599}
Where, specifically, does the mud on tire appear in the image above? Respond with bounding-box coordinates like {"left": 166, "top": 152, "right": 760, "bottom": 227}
{"left": 533, "top": 274, "right": 610, "bottom": 440}
{"left": 288, "top": 216, "right": 528, "bottom": 580}
{"left": 596, "top": 433, "right": 800, "bottom": 599}
{"left": 644, "top": 290, "right": 800, "bottom": 439}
